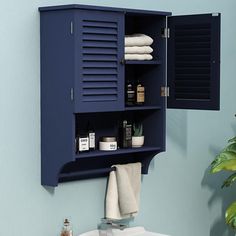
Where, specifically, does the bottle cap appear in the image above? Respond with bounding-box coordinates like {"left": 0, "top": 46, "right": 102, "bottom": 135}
{"left": 64, "top": 219, "right": 70, "bottom": 225}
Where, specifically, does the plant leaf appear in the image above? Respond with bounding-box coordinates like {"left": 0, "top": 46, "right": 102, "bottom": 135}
{"left": 226, "top": 201, "right": 236, "bottom": 229}
{"left": 210, "top": 151, "right": 236, "bottom": 173}
{"left": 222, "top": 173, "right": 236, "bottom": 188}
{"left": 229, "top": 136, "right": 236, "bottom": 144}
{"left": 224, "top": 143, "right": 236, "bottom": 153}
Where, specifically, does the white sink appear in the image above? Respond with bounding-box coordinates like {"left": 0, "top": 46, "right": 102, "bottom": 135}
{"left": 80, "top": 227, "right": 170, "bottom": 236}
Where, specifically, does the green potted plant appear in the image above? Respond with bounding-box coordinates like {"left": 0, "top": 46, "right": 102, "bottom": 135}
{"left": 210, "top": 136, "right": 236, "bottom": 230}
{"left": 132, "top": 122, "right": 144, "bottom": 148}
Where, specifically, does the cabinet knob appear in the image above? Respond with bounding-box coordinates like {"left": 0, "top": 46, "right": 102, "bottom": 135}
{"left": 120, "top": 59, "right": 125, "bottom": 65}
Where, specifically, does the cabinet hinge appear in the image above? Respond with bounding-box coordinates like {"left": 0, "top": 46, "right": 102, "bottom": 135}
{"left": 70, "top": 21, "right": 74, "bottom": 34}
{"left": 162, "top": 28, "right": 170, "bottom": 38}
{"left": 161, "top": 86, "right": 169, "bottom": 97}
{"left": 70, "top": 88, "right": 74, "bottom": 101}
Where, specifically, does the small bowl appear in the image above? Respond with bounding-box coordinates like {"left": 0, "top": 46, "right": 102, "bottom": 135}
{"left": 132, "top": 136, "right": 144, "bottom": 148}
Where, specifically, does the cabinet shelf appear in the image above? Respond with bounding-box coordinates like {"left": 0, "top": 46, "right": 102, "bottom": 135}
{"left": 59, "top": 147, "right": 161, "bottom": 183}
{"left": 125, "top": 60, "right": 162, "bottom": 65}
{"left": 125, "top": 105, "right": 161, "bottom": 111}
{"left": 76, "top": 146, "right": 161, "bottom": 159}
{"left": 59, "top": 168, "right": 113, "bottom": 182}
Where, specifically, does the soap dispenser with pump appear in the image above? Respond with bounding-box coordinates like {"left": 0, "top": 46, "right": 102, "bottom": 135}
{"left": 61, "top": 219, "right": 73, "bottom": 236}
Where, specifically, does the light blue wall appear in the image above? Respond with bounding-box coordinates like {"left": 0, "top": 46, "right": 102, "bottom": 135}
{"left": 0, "top": 0, "right": 235, "bottom": 235}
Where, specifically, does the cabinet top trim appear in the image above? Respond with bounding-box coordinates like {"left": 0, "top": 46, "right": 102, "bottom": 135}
{"left": 38, "top": 4, "right": 171, "bottom": 16}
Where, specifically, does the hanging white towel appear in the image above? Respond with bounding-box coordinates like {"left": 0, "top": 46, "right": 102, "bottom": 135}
{"left": 125, "top": 54, "right": 153, "bottom": 61}
{"left": 105, "top": 162, "right": 142, "bottom": 220}
{"left": 125, "top": 34, "right": 153, "bottom": 47}
{"left": 125, "top": 46, "right": 153, "bottom": 54}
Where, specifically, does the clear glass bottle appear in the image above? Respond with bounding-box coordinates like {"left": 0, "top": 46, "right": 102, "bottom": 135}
{"left": 61, "top": 219, "right": 73, "bottom": 236}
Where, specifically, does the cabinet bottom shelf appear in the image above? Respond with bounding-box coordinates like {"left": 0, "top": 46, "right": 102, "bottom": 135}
{"left": 58, "top": 146, "right": 162, "bottom": 184}
{"left": 76, "top": 146, "right": 161, "bottom": 159}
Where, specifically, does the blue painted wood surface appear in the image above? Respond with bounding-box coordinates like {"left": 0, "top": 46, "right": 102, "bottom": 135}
{"left": 167, "top": 13, "right": 221, "bottom": 110}
{"left": 74, "top": 9, "right": 124, "bottom": 112}
{"left": 39, "top": 4, "right": 171, "bottom": 16}
{"left": 40, "top": 10, "right": 76, "bottom": 186}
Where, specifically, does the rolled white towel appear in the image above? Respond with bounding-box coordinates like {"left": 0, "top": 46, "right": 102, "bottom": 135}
{"left": 125, "top": 34, "right": 153, "bottom": 47}
{"left": 125, "top": 54, "right": 153, "bottom": 61}
{"left": 125, "top": 46, "right": 153, "bottom": 54}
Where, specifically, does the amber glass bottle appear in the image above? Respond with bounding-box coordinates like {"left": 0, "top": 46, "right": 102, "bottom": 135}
{"left": 136, "top": 80, "right": 145, "bottom": 105}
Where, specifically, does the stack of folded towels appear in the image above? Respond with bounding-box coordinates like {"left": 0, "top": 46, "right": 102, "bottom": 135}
{"left": 125, "top": 34, "right": 154, "bottom": 61}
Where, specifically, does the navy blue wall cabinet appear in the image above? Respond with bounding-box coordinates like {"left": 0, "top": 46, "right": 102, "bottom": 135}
{"left": 39, "top": 5, "right": 221, "bottom": 186}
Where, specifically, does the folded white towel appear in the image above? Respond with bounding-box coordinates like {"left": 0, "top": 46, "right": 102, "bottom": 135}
{"left": 125, "top": 54, "right": 153, "bottom": 61}
{"left": 105, "top": 162, "right": 142, "bottom": 220}
{"left": 125, "top": 34, "right": 153, "bottom": 47}
{"left": 125, "top": 46, "right": 153, "bottom": 54}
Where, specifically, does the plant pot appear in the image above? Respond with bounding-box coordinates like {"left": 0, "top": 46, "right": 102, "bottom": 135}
{"left": 132, "top": 136, "right": 144, "bottom": 148}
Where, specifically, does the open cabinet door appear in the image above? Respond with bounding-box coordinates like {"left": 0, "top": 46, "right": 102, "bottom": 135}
{"left": 167, "top": 13, "right": 220, "bottom": 110}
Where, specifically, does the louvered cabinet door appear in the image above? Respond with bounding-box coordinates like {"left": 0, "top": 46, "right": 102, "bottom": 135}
{"left": 74, "top": 10, "right": 124, "bottom": 113}
{"left": 167, "top": 14, "right": 220, "bottom": 110}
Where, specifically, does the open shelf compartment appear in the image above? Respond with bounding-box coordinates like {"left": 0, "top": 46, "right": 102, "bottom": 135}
{"left": 125, "top": 13, "right": 166, "bottom": 62}
{"left": 57, "top": 109, "right": 165, "bottom": 185}
{"left": 125, "top": 64, "right": 165, "bottom": 108}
